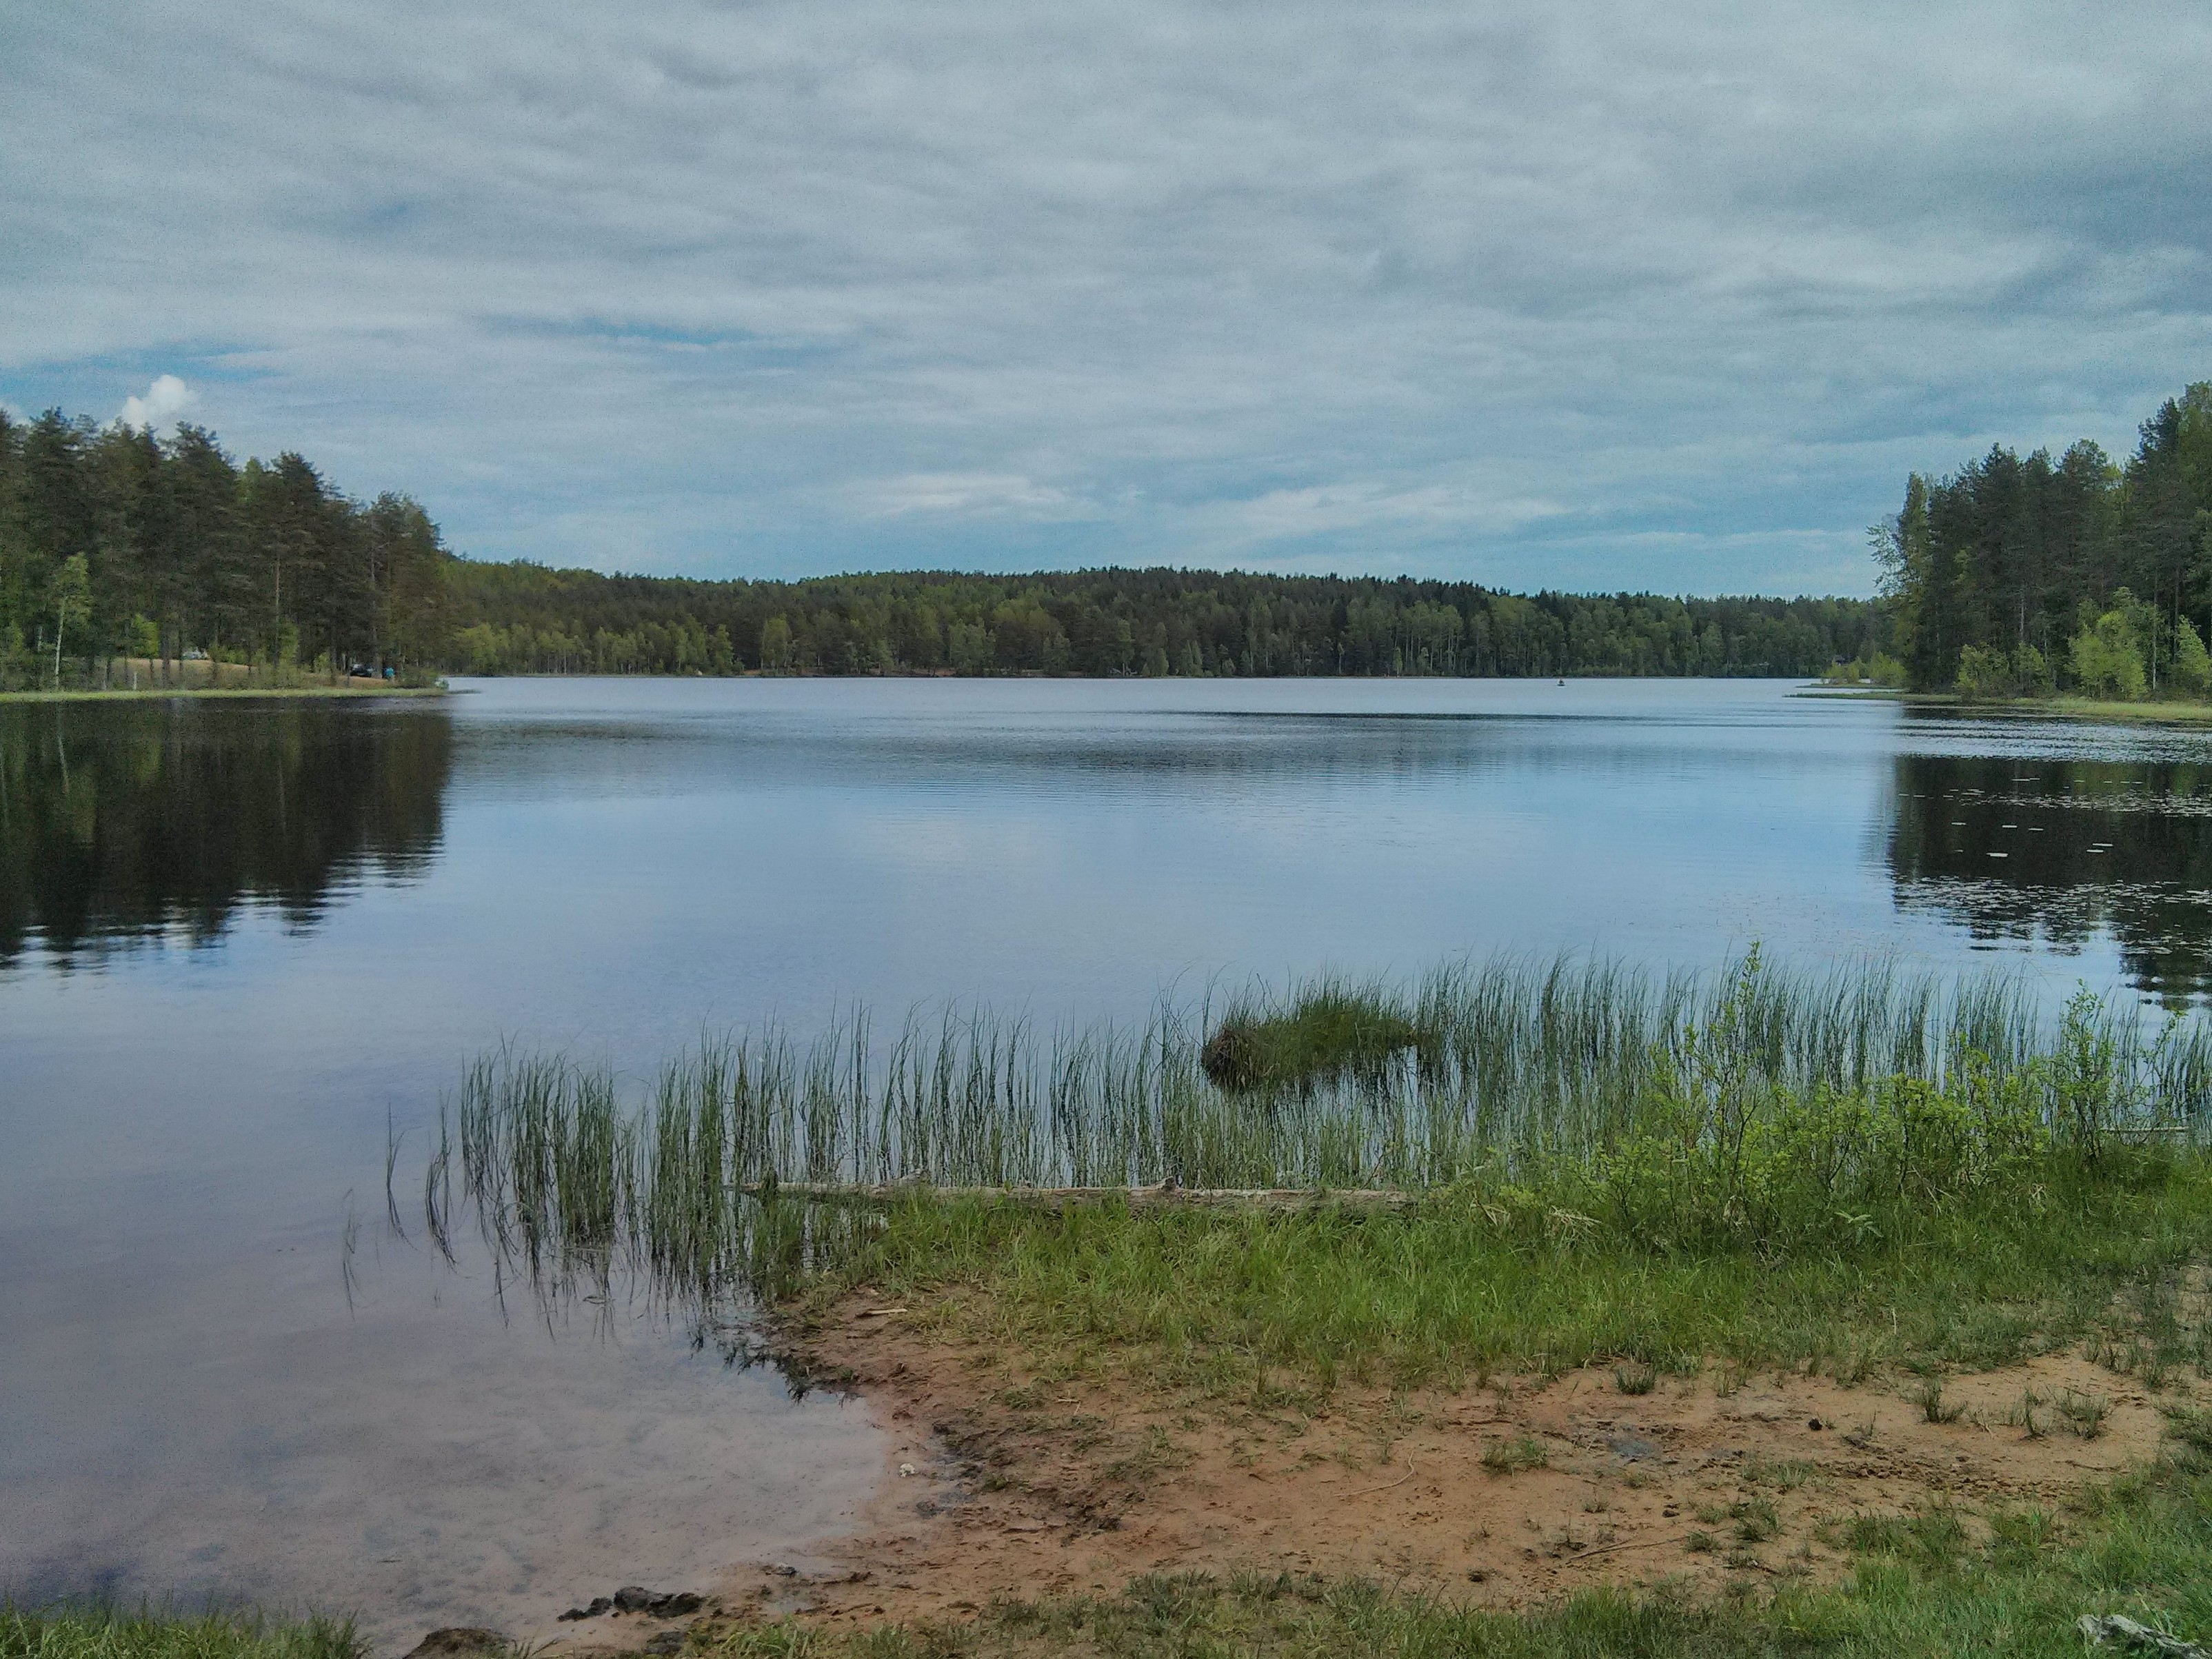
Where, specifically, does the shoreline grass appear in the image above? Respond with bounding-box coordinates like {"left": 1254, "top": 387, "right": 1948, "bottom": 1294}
{"left": 377, "top": 951, "right": 2212, "bottom": 1656}
{"left": 406, "top": 950, "right": 2212, "bottom": 1394}
{"left": 0, "top": 1605, "right": 362, "bottom": 1659}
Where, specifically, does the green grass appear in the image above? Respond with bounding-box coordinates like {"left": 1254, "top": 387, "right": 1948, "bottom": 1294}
{"left": 412, "top": 951, "right": 2212, "bottom": 1369}
{"left": 0, "top": 1606, "right": 361, "bottom": 1659}
{"left": 1200, "top": 980, "right": 1425, "bottom": 1093}
{"left": 769, "top": 1145, "right": 2212, "bottom": 1393}
{"left": 696, "top": 1443, "right": 2212, "bottom": 1657}
{"left": 425, "top": 947, "right": 2211, "bottom": 1218}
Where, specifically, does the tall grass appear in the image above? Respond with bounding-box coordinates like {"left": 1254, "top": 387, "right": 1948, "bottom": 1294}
{"left": 408, "top": 951, "right": 2212, "bottom": 1316}
{"left": 0, "top": 1606, "right": 361, "bottom": 1659}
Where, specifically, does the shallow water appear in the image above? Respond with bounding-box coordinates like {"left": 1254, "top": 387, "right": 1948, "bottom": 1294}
{"left": 7, "top": 676, "right": 2212, "bottom": 1645}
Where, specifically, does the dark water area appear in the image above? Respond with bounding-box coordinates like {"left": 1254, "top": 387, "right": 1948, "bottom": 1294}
{"left": 1887, "top": 747, "right": 2212, "bottom": 1001}
{"left": 9, "top": 678, "right": 2212, "bottom": 1649}
{"left": 0, "top": 703, "right": 451, "bottom": 963}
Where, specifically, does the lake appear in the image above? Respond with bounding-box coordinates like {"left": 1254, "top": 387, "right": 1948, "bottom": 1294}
{"left": 7, "top": 675, "right": 2212, "bottom": 1647}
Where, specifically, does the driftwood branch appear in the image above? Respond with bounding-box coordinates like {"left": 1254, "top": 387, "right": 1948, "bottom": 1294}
{"left": 2079, "top": 1614, "right": 2209, "bottom": 1658}
{"left": 732, "top": 1180, "right": 1420, "bottom": 1211}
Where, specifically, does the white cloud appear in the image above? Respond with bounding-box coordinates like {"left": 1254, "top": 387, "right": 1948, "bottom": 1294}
{"left": 1213, "top": 485, "right": 1564, "bottom": 544}
{"left": 862, "top": 473, "right": 1081, "bottom": 519}
{"left": 3, "top": 0, "right": 2209, "bottom": 591}
{"left": 117, "top": 374, "right": 196, "bottom": 434}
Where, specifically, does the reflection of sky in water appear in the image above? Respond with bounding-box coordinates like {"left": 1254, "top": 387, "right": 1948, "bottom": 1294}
{"left": 10, "top": 678, "right": 2212, "bottom": 1645}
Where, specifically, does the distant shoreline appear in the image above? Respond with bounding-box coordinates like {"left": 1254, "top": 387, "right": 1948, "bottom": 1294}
{"left": 0, "top": 683, "right": 448, "bottom": 705}
{"left": 1800, "top": 685, "right": 2212, "bottom": 725}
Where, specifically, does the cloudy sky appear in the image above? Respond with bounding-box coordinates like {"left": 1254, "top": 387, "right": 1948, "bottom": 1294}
{"left": 4, "top": 1, "right": 2209, "bottom": 594}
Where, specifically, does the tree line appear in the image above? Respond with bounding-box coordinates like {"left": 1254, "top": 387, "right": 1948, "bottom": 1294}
{"left": 0, "top": 408, "right": 447, "bottom": 690}
{"left": 1873, "top": 382, "right": 2212, "bottom": 699}
{"left": 3, "top": 399, "right": 1893, "bottom": 689}
{"left": 445, "top": 562, "right": 1884, "bottom": 679}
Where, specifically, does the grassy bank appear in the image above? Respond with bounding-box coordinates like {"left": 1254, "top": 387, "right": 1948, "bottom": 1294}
{"left": 775, "top": 1149, "right": 2212, "bottom": 1395}
{"left": 412, "top": 952, "right": 2212, "bottom": 1390}
{"left": 361, "top": 954, "right": 2212, "bottom": 1653}
{"left": 0, "top": 1606, "right": 361, "bottom": 1659}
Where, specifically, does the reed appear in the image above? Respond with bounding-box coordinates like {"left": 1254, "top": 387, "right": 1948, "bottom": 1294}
{"left": 407, "top": 950, "right": 2212, "bottom": 1320}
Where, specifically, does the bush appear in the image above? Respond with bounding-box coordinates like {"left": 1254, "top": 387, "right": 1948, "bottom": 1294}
{"left": 2175, "top": 619, "right": 2212, "bottom": 696}
{"left": 2071, "top": 598, "right": 2148, "bottom": 698}
{"left": 1954, "top": 643, "right": 2053, "bottom": 700}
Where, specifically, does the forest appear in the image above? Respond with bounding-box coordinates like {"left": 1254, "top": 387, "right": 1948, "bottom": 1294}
{"left": 1, "top": 400, "right": 1891, "bottom": 687}
{"left": 1873, "top": 382, "right": 2212, "bottom": 698}
{"left": 0, "top": 408, "right": 448, "bottom": 690}
{"left": 442, "top": 560, "right": 1885, "bottom": 679}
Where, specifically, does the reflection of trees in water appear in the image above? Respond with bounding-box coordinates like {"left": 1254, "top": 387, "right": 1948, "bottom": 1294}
{"left": 1887, "top": 754, "right": 2212, "bottom": 1001}
{"left": 0, "top": 703, "right": 452, "bottom": 965}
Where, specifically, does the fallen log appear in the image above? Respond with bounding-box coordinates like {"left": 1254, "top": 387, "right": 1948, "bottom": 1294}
{"left": 730, "top": 1180, "right": 1421, "bottom": 1211}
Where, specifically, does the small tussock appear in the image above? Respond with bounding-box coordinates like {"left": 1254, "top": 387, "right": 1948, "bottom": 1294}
{"left": 1199, "top": 983, "right": 1424, "bottom": 1094}
{"left": 1480, "top": 1435, "right": 1549, "bottom": 1474}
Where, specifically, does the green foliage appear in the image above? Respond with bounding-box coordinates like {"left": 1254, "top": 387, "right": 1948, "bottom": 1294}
{"left": 2175, "top": 619, "right": 2212, "bottom": 694}
{"left": 439, "top": 558, "right": 1891, "bottom": 680}
{"left": 1822, "top": 650, "right": 1908, "bottom": 687}
{"left": 761, "top": 615, "right": 794, "bottom": 672}
{"left": 2071, "top": 599, "right": 2149, "bottom": 699}
{"left": 0, "top": 407, "right": 447, "bottom": 690}
{"left": 1880, "top": 383, "right": 2212, "bottom": 698}
{"left": 1955, "top": 643, "right": 2053, "bottom": 701}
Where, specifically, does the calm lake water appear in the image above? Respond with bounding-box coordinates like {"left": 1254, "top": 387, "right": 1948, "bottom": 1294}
{"left": 8, "top": 676, "right": 2212, "bottom": 1645}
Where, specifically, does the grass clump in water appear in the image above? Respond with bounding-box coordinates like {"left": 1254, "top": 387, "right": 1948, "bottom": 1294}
{"left": 1200, "top": 981, "right": 1423, "bottom": 1094}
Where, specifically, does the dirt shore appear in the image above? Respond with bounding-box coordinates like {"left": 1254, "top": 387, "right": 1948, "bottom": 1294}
{"left": 653, "top": 1296, "right": 2184, "bottom": 1631}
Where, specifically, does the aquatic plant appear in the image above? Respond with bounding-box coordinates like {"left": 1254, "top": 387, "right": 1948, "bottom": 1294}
{"left": 404, "top": 950, "right": 2212, "bottom": 1318}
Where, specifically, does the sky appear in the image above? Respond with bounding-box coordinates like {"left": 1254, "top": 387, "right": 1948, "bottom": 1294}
{"left": 3, "top": 1, "right": 2209, "bottom": 596}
